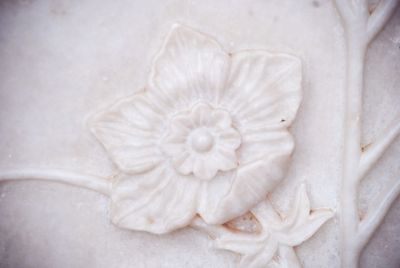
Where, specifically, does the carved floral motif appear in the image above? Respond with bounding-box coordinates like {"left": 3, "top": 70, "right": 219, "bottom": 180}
{"left": 193, "top": 183, "right": 333, "bottom": 268}
{"left": 162, "top": 102, "right": 241, "bottom": 180}
{"left": 89, "top": 24, "right": 302, "bottom": 234}
{"left": 0, "top": 1, "right": 398, "bottom": 266}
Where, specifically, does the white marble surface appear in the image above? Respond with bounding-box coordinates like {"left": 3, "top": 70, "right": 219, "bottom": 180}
{"left": 0, "top": 0, "right": 399, "bottom": 267}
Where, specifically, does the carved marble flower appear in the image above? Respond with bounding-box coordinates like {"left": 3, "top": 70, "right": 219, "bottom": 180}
{"left": 90, "top": 24, "right": 302, "bottom": 234}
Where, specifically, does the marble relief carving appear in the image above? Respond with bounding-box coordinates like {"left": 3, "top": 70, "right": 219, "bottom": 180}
{"left": 0, "top": 1, "right": 399, "bottom": 267}
{"left": 84, "top": 24, "right": 334, "bottom": 267}
{"left": 335, "top": 0, "right": 400, "bottom": 267}
{"left": 192, "top": 183, "right": 333, "bottom": 268}
{"left": 89, "top": 24, "right": 304, "bottom": 234}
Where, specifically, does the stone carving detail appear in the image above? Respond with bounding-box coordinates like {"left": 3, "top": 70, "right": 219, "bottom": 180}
{"left": 162, "top": 102, "right": 241, "bottom": 180}
{"left": 89, "top": 24, "right": 303, "bottom": 234}
{"left": 193, "top": 183, "right": 333, "bottom": 268}
{"left": 6, "top": 11, "right": 400, "bottom": 265}
{"left": 0, "top": 23, "right": 336, "bottom": 267}
{"left": 334, "top": 1, "right": 400, "bottom": 267}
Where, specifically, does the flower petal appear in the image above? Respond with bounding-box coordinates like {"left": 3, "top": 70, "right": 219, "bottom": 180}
{"left": 218, "top": 127, "right": 241, "bottom": 151}
{"left": 211, "top": 109, "right": 233, "bottom": 129}
{"left": 201, "top": 152, "right": 291, "bottom": 224}
{"left": 221, "top": 50, "right": 302, "bottom": 128}
{"left": 224, "top": 51, "right": 301, "bottom": 167}
{"left": 197, "top": 171, "right": 236, "bottom": 222}
{"left": 162, "top": 122, "right": 188, "bottom": 158}
{"left": 148, "top": 24, "right": 230, "bottom": 110}
{"left": 173, "top": 152, "right": 195, "bottom": 175}
{"left": 193, "top": 156, "right": 218, "bottom": 180}
{"left": 170, "top": 113, "right": 194, "bottom": 132}
{"left": 213, "top": 147, "right": 238, "bottom": 171}
{"left": 280, "top": 183, "right": 311, "bottom": 231}
{"left": 199, "top": 51, "right": 302, "bottom": 223}
{"left": 90, "top": 94, "right": 164, "bottom": 174}
{"left": 238, "top": 127, "right": 294, "bottom": 165}
{"left": 111, "top": 165, "right": 200, "bottom": 234}
{"left": 191, "top": 102, "right": 212, "bottom": 126}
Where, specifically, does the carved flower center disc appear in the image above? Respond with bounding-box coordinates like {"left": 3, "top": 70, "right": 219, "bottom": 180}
{"left": 162, "top": 102, "right": 241, "bottom": 180}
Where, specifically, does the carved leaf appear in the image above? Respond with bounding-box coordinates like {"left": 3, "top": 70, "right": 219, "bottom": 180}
{"left": 215, "top": 232, "right": 265, "bottom": 255}
{"left": 267, "top": 245, "right": 302, "bottom": 268}
{"left": 275, "top": 209, "right": 333, "bottom": 246}
{"left": 273, "top": 184, "right": 333, "bottom": 246}
{"left": 239, "top": 240, "right": 278, "bottom": 268}
{"left": 195, "top": 183, "right": 334, "bottom": 268}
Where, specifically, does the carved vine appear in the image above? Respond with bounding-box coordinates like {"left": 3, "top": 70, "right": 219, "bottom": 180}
{"left": 334, "top": 0, "right": 400, "bottom": 267}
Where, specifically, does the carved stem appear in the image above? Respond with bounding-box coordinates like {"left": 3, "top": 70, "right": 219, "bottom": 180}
{"left": 337, "top": 1, "right": 400, "bottom": 267}
{"left": 278, "top": 245, "right": 302, "bottom": 268}
{"left": 340, "top": 33, "right": 367, "bottom": 268}
{"left": 0, "top": 168, "right": 112, "bottom": 196}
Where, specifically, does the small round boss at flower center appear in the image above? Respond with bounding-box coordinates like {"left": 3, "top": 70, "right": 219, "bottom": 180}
{"left": 190, "top": 129, "right": 214, "bottom": 153}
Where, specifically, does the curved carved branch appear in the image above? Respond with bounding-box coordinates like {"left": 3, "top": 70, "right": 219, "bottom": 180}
{"left": 358, "top": 178, "right": 400, "bottom": 247}
{"left": 0, "top": 168, "right": 112, "bottom": 196}
{"left": 359, "top": 121, "right": 400, "bottom": 181}
{"left": 366, "top": 0, "right": 400, "bottom": 43}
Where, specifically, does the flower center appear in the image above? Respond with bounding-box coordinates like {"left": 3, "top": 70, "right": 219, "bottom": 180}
{"left": 191, "top": 129, "right": 214, "bottom": 153}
